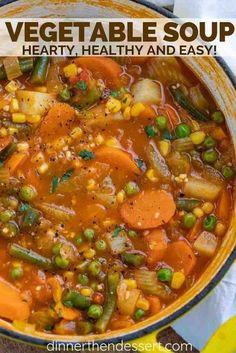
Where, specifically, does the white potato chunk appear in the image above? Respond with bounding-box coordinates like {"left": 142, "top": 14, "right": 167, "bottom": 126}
{"left": 16, "top": 90, "right": 56, "bottom": 115}
{"left": 131, "top": 78, "right": 161, "bottom": 105}
{"left": 193, "top": 231, "right": 217, "bottom": 257}
{"left": 183, "top": 177, "right": 222, "bottom": 201}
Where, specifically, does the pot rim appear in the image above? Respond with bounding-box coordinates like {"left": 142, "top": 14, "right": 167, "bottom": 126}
{"left": 0, "top": 0, "right": 235, "bottom": 347}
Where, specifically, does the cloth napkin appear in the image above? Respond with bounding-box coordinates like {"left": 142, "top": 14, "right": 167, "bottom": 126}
{"left": 146, "top": 1, "right": 236, "bottom": 350}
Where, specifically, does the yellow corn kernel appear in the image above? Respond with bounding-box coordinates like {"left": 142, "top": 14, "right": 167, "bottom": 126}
{"left": 12, "top": 113, "right": 26, "bottom": 123}
{"left": 70, "top": 127, "right": 83, "bottom": 139}
{"left": 26, "top": 115, "right": 41, "bottom": 124}
{"left": 37, "top": 163, "right": 49, "bottom": 174}
{"left": 123, "top": 106, "right": 131, "bottom": 120}
{"left": 53, "top": 137, "right": 67, "bottom": 150}
{"left": 171, "top": 272, "right": 186, "bottom": 289}
{"left": 63, "top": 271, "right": 75, "bottom": 282}
{"left": 83, "top": 248, "right": 96, "bottom": 259}
{"left": 121, "top": 93, "right": 133, "bottom": 109}
{"left": 130, "top": 102, "right": 145, "bottom": 117}
{"left": 10, "top": 98, "right": 19, "bottom": 113}
{"left": 35, "top": 86, "right": 47, "bottom": 93}
{"left": 106, "top": 97, "right": 121, "bottom": 113}
{"left": 193, "top": 207, "right": 204, "bottom": 218}
{"left": 86, "top": 178, "right": 96, "bottom": 191}
{"left": 190, "top": 131, "right": 206, "bottom": 145}
{"left": 202, "top": 202, "right": 214, "bottom": 214}
{"left": 80, "top": 288, "right": 93, "bottom": 297}
{"left": 17, "top": 142, "right": 29, "bottom": 152}
{"left": 63, "top": 63, "right": 77, "bottom": 78}
{"left": 105, "top": 137, "right": 120, "bottom": 148}
{"left": 158, "top": 140, "right": 171, "bottom": 157}
{"left": 8, "top": 127, "right": 18, "bottom": 135}
{"left": 5, "top": 80, "right": 19, "bottom": 93}
{"left": 103, "top": 218, "right": 116, "bottom": 228}
{"left": 0, "top": 127, "right": 8, "bottom": 137}
{"left": 116, "top": 190, "right": 125, "bottom": 203}
{"left": 215, "top": 222, "right": 226, "bottom": 237}
{"left": 95, "top": 134, "right": 104, "bottom": 145}
{"left": 124, "top": 279, "right": 137, "bottom": 289}
{"left": 146, "top": 169, "right": 159, "bottom": 183}
{"left": 136, "top": 297, "right": 150, "bottom": 311}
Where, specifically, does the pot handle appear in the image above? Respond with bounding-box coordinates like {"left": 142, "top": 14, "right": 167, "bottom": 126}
{"left": 201, "top": 316, "right": 236, "bottom": 353}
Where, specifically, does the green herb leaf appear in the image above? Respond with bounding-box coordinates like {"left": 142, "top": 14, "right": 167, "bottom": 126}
{"left": 18, "top": 202, "right": 30, "bottom": 213}
{"left": 135, "top": 158, "right": 147, "bottom": 172}
{"left": 76, "top": 80, "right": 87, "bottom": 91}
{"left": 110, "top": 90, "right": 119, "bottom": 97}
{"left": 79, "top": 150, "right": 95, "bottom": 161}
{"left": 61, "top": 168, "right": 74, "bottom": 182}
{"left": 112, "top": 225, "right": 123, "bottom": 238}
{"left": 145, "top": 125, "right": 156, "bottom": 138}
{"left": 51, "top": 176, "right": 59, "bottom": 193}
{"left": 59, "top": 87, "right": 70, "bottom": 101}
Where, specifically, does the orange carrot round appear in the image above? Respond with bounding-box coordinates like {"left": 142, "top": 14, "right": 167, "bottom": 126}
{"left": 95, "top": 146, "right": 141, "bottom": 176}
{"left": 163, "top": 240, "right": 197, "bottom": 275}
{"left": 74, "top": 57, "right": 122, "bottom": 89}
{"left": 120, "top": 190, "right": 176, "bottom": 229}
{"left": 146, "top": 228, "right": 168, "bottom": 266}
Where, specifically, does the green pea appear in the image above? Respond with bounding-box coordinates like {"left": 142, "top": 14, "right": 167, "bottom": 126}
{"left": 183, "top": 212, "right": 197, "bottom": 229}
{"left": 19, "top": 185, "right": 37, "bottom": 202}
{"left": 155, "top": 115, "right": 167, "bottom": 130}
{"left": 202, "top": 149, "right": 218, "bottom": 164}
{"left": 52, "top": 242, "right": 62, "bottom": 255}
{"left": 1, "top": 221, "right": 19, "bottom": 238}
{"left": 222, "top": 166, "right": 235, "bottom": 180}
{"left": 78, "top": 274, "right": 89, "bottom": 286}
{"left": 211, "top": 111, "right": 224, "bottom": 124}
{"left": 60, "top": 87, "right": 70, "bottom": 101}
{"left": 84, "top": 228, "right": 95, "bottom": 241}
{"left": 175, "top": 123, "right": 191, "bottom": 138}
{"left": 74, "top": 234, "right": 84, "bottom": 247}
{"left": 54, "top": 255, "right": 69, "bottom": 269}
{"left": 95, "top": 240, "right": 107, "bottom": 251}
{"left": 145, "top": 125, "right": 156, "bottom": 138}
{"left": 10, "top": 266, "right": 23, "bottom": 280}
{"left": 203, "top": 215, "right": 217, "bottom": 231}
{"left": 0, "top": 209, "right": 14, "bottom": 223}
{"left": 203, "top": 136, "right": 216, "bottom": 149}
{"left": 127, "top": 230, "right": 138, "bottom": 238}
{"left": 134, "top": 308, "right": 145, "bottom": 321}
{"left": 157, "top": 268, "right": 172, "bottom": 282}
{"left": 88, "top": 261, "right": 101, "bottom": 277}
{"left": 87, "top": 304, "right": 103, "bottom": 319}
{"left": 124, "top": 181, "right": 139, "bottom": 196}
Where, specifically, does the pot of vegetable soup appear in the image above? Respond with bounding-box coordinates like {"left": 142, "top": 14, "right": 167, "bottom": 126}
{"left": 0, "top": 1, "right": 235, "bottom": 352}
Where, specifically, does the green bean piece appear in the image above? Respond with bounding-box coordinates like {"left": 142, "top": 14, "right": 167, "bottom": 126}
{"left": 76, "top": 320, "right": 94, "bottom": 335}
{"left": 62, "top": 290, "right": 91, "bottom": 310}
{"left": 30, "top": 57, "right": 49, "bottom": 85}
{"left": 176, "top": 198, "right": 201, "bottom": 212}
{"left": 170, "top": 85, "right": 209, "bottom": 122}
{"left": 95, "top": 271, "right": 120, "bottom": 333}
{"left": 0, "top": 58, "right": 34, "bottom": 80}
{"left": 22, "top": 207, "right": 40, "bottom": 228}
{"left": 121, "top": 252, "right": 146, "bottom": 267}
{"left": 9, "top": 243, "right": 53, "bottom": 269}
{"left": 1, "top": 221, "right": 19, "bottom": 238}
{"left": 0, "top": 143, "right": 17, "bottom": 162}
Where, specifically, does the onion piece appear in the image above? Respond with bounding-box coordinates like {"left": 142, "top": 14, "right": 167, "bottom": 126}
{"left": 3, "top": 57, "right": 21, "bottom": 80}
{"left": 16, "top": 90, "right": 56, "bottom": 115}
{"left": 131, "top": 78, "right": 162, "bottom": 105}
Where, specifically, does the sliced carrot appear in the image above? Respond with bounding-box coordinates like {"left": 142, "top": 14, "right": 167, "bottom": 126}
{"left": 187, "top": 218, "right": 202, "bottom": 242}
{"left": 146, "top": 228, "right": 168, "bottom": 266}
{"left": 139, "top": 105, "right": 156, "bottom": 119}
{"left": 47, "top": 276, "right": 63, "bottom": 303}
{"left": 0, "top": 136, "right": 12, "bottom": 152}
{"left": 129, "top": 57, "right": 149, "bottom": 65}
{"left": 74, "top": 57, "right": 122, "bottom": 89}
{"left": 55, "top": 302, "right": 80, "bottom": 321}
{"left": 5, "top": 152, "right": 28, "bottom": 175}
{"left": 147, "top": 295, "right": 162, "bottom": 315}
{"left": 38, "top": 103, "right": 75, "bottom": 142}
{"left": 217, "top": 187, "right": 231, "bottom": 220}
{"left": 95, "top": 146, "right": 141, "bottom": 176}
{"left": 0, "top": 277, "right": 30, "bottom": 321}
{"left": 120, "top": 190, "right": 176, "bottom": 229}
{"left": 163, "top": 240, "right": 197, "bottom": 275}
